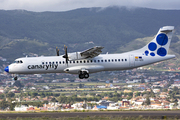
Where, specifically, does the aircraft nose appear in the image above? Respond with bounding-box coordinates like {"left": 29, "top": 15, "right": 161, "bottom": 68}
{"left": 4, "top": 66, "right": 9, "bottom": 73}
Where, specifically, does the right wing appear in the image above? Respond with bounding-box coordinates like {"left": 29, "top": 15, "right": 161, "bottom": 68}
{"left": 80, "top": 46, "right": 104, "bottom": 58}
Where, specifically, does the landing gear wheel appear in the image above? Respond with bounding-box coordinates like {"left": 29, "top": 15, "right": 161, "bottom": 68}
{"left": 14, "top": 76, "right": 18, "bottom": 81}
{"left": 79, "top": 73, "right": 84, "bottom": 79}
{"left": 84, "top": 73, "right": 89, "bottom": 79}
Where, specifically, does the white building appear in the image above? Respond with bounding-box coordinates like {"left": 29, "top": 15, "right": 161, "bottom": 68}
{"left": 107, "top": 103, "right": 119, "bottom": 110}
{"left": 0, "top": 89, "right": 4, "bottom": 93}
{"left": 97, "top": 85, "right": 106, "bottom": 88}
{"left": 14, "top": 105, "right": 28, "bottom": 111}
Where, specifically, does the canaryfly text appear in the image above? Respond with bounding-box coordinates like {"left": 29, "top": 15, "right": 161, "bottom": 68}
{"left": 27, "top": 64, "right": 58, "bottom": 70}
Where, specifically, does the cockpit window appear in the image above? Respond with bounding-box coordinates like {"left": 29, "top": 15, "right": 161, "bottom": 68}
{"left": 14, "top": 60, "right": 23, "bottom": 64}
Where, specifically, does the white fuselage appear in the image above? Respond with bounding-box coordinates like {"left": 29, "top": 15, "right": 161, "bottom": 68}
{"left": 8, "top": 52, "right": 175, "bottom": 75}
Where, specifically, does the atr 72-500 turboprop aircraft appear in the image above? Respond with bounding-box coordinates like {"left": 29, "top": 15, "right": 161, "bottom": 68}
{"left": 4, "top": 26, "right": 175, "bottom": 80}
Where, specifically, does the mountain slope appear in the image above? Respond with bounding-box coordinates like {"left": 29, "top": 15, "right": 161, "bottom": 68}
{"left": 0, "top": 6, "right": 180, "bottom": 62}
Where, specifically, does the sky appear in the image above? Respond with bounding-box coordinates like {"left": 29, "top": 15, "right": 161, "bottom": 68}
{"left": 0, "top": 0, "right": 180, "bottom": 12}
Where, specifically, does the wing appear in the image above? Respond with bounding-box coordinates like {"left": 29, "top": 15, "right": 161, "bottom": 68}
{"left": 80, "top": 46, "right": 104, "bottom": 58}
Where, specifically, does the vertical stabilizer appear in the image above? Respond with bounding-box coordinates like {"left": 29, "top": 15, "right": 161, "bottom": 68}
{"left": 138, "top": 26, "right": 174, "bottom": 57}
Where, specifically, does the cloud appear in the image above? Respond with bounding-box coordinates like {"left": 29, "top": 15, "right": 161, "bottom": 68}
{"left": 0, "top": 0, "right": 180, "bottom": 12}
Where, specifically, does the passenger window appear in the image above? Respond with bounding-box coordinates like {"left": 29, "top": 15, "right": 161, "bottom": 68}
{"left": 112, "top": 59, "right": 114, "bottom": 62}
{"left": 56, "top": 62, "right": 58, "bottom": 64}
{"left": 122, "top": 59, "right": 124, "bottom": 61}
{"left": 125, "top": 59, "right": 127, "bottom": 61}
{"left": 115, "top": 59, "right": 117, "bottom": 62}
{"left": 91, "top": 60, "right": 93, "bottom": 63}
{"left": 52, "top": 62, "right": 54, "bottom": 64}
{"left": 84, "top": 60, "right": 86, "bottom": 63}
{"left": 80, "top": 61, "right": 82, "bottom": 63}
{"left": 108, "top": 59, "right": 110, "bottom": 62}
{"left": 73, "top": 61, "right": 75, "bottom": 63}
{"left": 118, "top": 59, "right": 120, "bottom": 62}
{"left": 46, "top": 62, "right": 48, "bottom": 64}
{"left": 105, "top": 60, "right": 107, "bottom": 62}
{"left": 101, "top": 60, "right": 103, "bottom": 62}
{"left": 94, "top": 60, "right": 96, "bottom": 63}
{"left": 42, "top": 62, "right": 44, "bottom": 65}
{"left": 70, "top": 61, "right": 72, "bottom": 64}
{"left": 59, "top": 61, "right": 61, "bottom": 64}
{"left": 87, "top": 60, "right": 89, "bottom": 63}
{"left": 98, "top": 60, "right": 100, "bottom": 62}
{"left": 77, "top": 61, "right": 79, "bottom": 63}
{"left": 49, "top": 62, "right": 51, "bottom": 64}
{"left": 63, "top": 61, "right": 65, "bottom": 64}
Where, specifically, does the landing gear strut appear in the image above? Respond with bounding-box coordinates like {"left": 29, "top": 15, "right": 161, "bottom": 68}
{"left": 79, "top": 71, "right": 89, "bottom": 79}
{"left": 12, "top": 74, "right": 18, "bottom": 81}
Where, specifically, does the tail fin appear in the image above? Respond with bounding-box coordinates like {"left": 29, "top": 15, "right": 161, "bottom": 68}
{"left": 139, "top": 26, "right": 174, "bottom": 57}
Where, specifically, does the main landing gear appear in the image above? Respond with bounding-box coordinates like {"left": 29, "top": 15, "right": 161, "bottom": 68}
{"left": 79, "top": 71, "right": 89, "bottom": 79}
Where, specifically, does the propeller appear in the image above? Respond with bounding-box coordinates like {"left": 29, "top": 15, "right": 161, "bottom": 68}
{"left": 56, "top": 47, "right": 59, "bottom": 56}
{"left": 63, "top": 45, "right": 69, "bottom": 65}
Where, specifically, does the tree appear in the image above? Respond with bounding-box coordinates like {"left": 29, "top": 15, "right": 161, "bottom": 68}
{"left": 9, "top": 103, "right": 16, "bottom": 111}
{"left": 135, "top": 92, "right": 141, "bottom": 97}
{"left": 31, "top": 92, "right": 38, "bottom": 98}
{"left": 90, "top": 93, "right": 96, "bottom": 97}
{"left": 7, "top": 92, "right": 15, "bottom": 98}
{"left": 144, "top": 96, "right": 151, "bottom": 105}
{"left": 173, "top": 87, "right": 178, "bottom": 93}
{"left": 40, "top": 92, "right": 45, "bottom": 98}
{"left": 162, "top": 89, "right": 168, "bottom": 92}
{"left": 43, "top": 100, "right": 49, "bottom": 104}
{"left": 0, "top": 100, "right": 9, "bottom": 110}
{"left": 150, "top": 89, "right": 155, "bottom": 97}
{"left": 51, "top": 97, "right": 58, "bottom": 102}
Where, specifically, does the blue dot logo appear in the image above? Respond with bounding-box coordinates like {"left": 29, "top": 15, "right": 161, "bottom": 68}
{"left": 157, "top": 47, "right": 167, "bottom": 56}
{"left": 143, "top": 33, "right": 168, "bottom": 57}
{"left": 156, "top": 33, "right": 168, "bottom": 46}
{"left": 145, "top": 50, "right": 149, "bottom": 56}
{"left": 148, "top": 42, "right": 157, "bottom": 51}
{"left": 150, "top": 52, "right": 155, "bottom": 56}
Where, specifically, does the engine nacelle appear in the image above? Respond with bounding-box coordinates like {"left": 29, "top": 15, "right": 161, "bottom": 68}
{"left": 68, "top": 52, "right": 86, "bottom": 60}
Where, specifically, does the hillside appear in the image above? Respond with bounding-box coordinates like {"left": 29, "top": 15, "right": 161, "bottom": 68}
{"left": 0, "top": 6, "right": 180, "bottom": 65}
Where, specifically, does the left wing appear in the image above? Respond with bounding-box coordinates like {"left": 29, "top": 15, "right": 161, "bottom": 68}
{"left": 80, "top": 46, "right": 104, "bottom": 58}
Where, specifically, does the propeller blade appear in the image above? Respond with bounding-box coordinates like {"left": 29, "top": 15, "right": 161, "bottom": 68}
{"left": 56, "top": 47, "right": 59, "bottom": 56}
{"left": 63, "top": 45, "right": 68, "bottom": 65}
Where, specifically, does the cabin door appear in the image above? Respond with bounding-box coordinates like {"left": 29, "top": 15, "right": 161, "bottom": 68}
{"left": 129, "top": 54, "right": 135, "bottom": 67}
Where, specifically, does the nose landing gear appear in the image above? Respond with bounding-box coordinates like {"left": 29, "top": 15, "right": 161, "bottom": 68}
{"left": 12, "top": 74, "right": 18, "bottom": 80}
{"left": 14, "top": 76, "right": 18, "bottom": 80}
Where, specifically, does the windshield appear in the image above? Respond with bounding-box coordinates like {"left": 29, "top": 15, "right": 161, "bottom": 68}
{"left": 13, "top": 60, "right": 23, "bottom": 64}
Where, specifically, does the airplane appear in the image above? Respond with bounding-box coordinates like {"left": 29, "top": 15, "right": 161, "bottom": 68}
{"left": 4, "top": 26, "right": 175, "bottom": 80}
